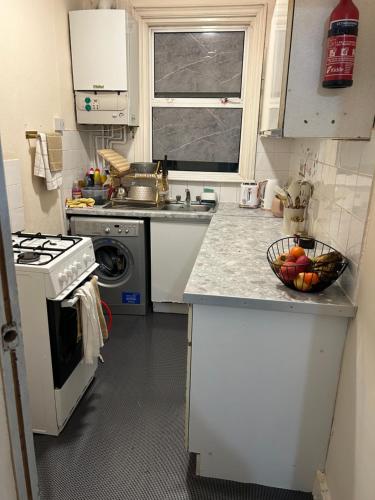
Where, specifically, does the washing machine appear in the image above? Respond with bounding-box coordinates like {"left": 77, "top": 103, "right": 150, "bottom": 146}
{"left": 70, "top": 217, "right": 149, "bottom": 315}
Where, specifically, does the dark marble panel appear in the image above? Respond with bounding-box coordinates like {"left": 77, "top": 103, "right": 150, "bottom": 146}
{"left": 154, "top": 32, "right": 245, "bottom": 96}
{"left": 152, "top": 107, "right": 242, "bottom": 163}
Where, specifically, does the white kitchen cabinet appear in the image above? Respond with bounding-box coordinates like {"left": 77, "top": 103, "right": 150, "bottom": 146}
{"left": 186, "top": 303, "right": 348, "bottom": 492}
{"left": 260, "top": 0, "right": 375, "bottom": 139}
{"left": 150, "top": 219, "right": 209, "bottom": 304}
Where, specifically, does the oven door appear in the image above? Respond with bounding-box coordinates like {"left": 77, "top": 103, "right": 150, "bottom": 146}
{"left": 47, "top": 263, "right": 98, "bottom": 389}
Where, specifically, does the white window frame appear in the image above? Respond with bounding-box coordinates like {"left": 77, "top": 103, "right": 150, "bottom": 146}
{"left": 133, "top": 3, "right": 267, "bottom": 183}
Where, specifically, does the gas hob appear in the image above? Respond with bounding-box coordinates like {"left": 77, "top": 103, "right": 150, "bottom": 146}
{"left": 12, "top": 231, "right": 96, "bottom": 299}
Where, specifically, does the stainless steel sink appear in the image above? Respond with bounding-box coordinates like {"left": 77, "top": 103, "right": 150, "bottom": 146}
{"left": 162, "top": 203, "right": 214, "bottom": 212}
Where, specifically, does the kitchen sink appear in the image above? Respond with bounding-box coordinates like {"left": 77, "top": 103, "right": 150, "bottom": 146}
{"left": 162, "top": 203, "right": 214, "bottom": 212}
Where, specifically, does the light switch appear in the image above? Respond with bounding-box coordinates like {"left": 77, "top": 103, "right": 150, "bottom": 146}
{"left": 54, "top": 117, "right": 65, "bottom": 131}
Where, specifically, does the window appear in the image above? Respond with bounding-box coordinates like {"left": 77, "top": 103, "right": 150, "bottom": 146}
{"left": 134, "top": 4, "right": 267, "bottom": 182}
{"left": 151, "top": 29, "right": 246, "bottom": 174}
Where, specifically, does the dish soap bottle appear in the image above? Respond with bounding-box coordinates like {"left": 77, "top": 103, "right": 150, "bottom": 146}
{"left": 159, "top": 155, "right": 169, "bottom": 203}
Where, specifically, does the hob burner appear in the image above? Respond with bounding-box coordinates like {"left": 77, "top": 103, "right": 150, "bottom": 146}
{"left": 18, "top": 252, "right": 40, "bottom": 264}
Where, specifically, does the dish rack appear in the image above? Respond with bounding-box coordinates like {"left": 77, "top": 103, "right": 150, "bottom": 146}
{"left": 111, "top": 163, "right": 163, "bottom": 208}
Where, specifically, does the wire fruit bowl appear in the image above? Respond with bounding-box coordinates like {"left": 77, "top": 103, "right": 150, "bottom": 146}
{"left": 267, "top": 237, "right": 348, "bottom": 293}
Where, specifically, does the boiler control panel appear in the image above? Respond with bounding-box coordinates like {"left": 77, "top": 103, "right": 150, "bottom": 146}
{"left": 75, "top": 91, "right": 136, "bottom": 125}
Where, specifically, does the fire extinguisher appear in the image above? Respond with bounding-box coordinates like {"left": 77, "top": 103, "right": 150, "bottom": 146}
{"left": 322, "top": 0, "right": 359, "bottom": 88}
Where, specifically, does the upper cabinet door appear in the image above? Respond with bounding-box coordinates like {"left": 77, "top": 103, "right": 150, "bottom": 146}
{"left": 260, "top": 0, "right": 375, "bottom": 139}
{"left": 69, "top": 10, "right": 128, "bottom": 91}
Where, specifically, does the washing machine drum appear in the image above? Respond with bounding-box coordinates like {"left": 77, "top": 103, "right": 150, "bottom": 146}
{"left": 93, "top": 238, "right": 134, "bottom": 286}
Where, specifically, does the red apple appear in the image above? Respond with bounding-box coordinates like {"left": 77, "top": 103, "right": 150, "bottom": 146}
{"left": 280, "top": 261, "right": 299, "bottom": 282}
{"left": 285, "top": 255, "right": 297, "bottom": 263}
{"left": 295, "top": 255, "right": 312, "bottom": 273}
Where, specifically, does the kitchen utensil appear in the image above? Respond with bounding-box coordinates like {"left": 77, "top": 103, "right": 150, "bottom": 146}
{"left": 300, "top": 181, "right": 312, "bottom": 207}
{"left": 274, "top": 185, "right": 289, "bottom": 206}
{"left": 267, "top": 237, "right": 348, "bottom": 293}
{"left": 286, "top": 180, "right": 301, "bottom": 207}
{"left": 271, "top": 197, "right": 284, "bottom": 218}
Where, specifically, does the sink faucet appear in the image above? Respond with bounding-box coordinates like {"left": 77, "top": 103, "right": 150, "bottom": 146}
{"left": 185, "top": 188, "right": 191, "bottom": 205}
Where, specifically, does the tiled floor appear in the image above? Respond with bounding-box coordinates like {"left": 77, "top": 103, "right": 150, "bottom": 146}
{"left": 34, "top": 313, "right": 312, "bottom": 500}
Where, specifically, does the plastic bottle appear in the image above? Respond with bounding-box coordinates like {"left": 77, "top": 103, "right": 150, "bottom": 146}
{"left": 72, "top": 180, "right": 82, "bottom": 199}
{"left": 94, "top": 167, "right": 102, "bottom": 185}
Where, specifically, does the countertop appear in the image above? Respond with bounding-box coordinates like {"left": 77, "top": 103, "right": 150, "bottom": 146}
{"left": 65, "top": 202, "right": 275, "bottom": 221}
{"left": 183, "top": 214, "right": 356, "bottom": 317}
{"left": 65, "top": 202, "right": 355, "bottom": 317}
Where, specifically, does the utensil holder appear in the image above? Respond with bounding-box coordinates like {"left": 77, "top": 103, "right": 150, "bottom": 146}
{"left": 283, "top": 207, "right": 305, "bottom": 235}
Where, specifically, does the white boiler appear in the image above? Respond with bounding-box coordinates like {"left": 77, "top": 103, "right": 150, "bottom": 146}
{"left": 69, "top": 9, "right": 139, "bottom": 125}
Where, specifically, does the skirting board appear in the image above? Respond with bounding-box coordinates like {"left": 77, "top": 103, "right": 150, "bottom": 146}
{"left": 152, "top": 302, "right": 188, "bottom": 314}
{"left": 313, "top": 471, "right": 332, "bottom": 500}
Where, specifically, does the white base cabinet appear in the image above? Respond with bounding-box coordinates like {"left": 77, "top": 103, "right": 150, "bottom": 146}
{"left": 150, "top": 219, "right": 209, "bottom": 304}
{"left": 186, "top": 304, "right": 348, "bottom": 492}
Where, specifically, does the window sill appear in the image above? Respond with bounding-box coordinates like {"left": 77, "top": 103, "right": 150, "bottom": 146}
{"left": 168, "top": 171, "right": 245, "bottom": 183}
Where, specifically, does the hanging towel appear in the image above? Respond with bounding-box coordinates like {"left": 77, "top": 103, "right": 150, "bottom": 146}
{"left": 91, "top": 276, "right": 108, "bottom": 341}
{"left": 74, "top": 280, "right": 105, "bottom": 364}
{"left": 34, "top": 133, "right": 62, "bottom": 190}
{"left": 46, "top": 133, "right": 63, "bottom": 172}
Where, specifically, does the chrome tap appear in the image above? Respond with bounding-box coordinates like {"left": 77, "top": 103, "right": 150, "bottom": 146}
{"left": 185, "top": 188, "right": 191, "bottom": 205}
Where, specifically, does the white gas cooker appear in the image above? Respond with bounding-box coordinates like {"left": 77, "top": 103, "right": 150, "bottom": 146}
{"left": 12, "top": 231, "right": 98, "bottom": 435}
{"left": 12, "top": 232, "right": 96, "bottom": 299}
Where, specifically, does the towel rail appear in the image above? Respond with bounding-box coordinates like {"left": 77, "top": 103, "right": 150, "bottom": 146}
{"left": 25, "top": 131, "right": 38, "bottom": 139}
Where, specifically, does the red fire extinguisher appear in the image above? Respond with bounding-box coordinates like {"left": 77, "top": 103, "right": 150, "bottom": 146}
{"left": 322, "top": 0, "right": 359, "bottom": 88}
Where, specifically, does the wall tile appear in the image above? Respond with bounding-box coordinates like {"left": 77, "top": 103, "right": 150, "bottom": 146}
{"left": 4, "top": 159, "right": 22, "bottom": 186}
{"left": 10, "top": 207, "right": 25, "bottom": 233}
{"left": 220, "top": 184, "right": 239, "bottom": 203}
{"left": 340, "top": 260, "right": 358, "bottom": 303}
{"left": 346, "top": 215, "right": 365, "bottom": 265}
{"left": 353, "top": 174, "right": 373, "bottom": 221}
{"left": 291, "top": 133, "right": 375, "bottom": 302}
{"left": 6, "top": 184, "right": 23, "bottom": 210}
{"left": 186, "top": 182, "right": 204, "bottom": 201}
{"left": 358, "top": 132, "right": 375, "bottom": 176}
{"left": 338, "top": 140, "right": 363, "bottom": 173}
{"left": 336, "top": 209, "right": 351, "bottom": 253}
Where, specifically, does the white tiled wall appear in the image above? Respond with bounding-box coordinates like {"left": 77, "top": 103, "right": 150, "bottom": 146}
{"left": 61, "top": 130, "right": 91, "bottom": 203}
{"left": 254, "top": 137, "right": 294, "bottom": 185}
{"left": 289, "top": 132, "right": 375, "bottom": 302}
{"left": 4, "top": 159, "right": 25, "bottom": 232}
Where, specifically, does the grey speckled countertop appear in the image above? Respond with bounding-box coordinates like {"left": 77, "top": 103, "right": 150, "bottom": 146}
{"left": 65, "top": 202, "right": 355, "bottom": 317}
{"left": 183, "top": 215, "right": 356, "bottom": 317}
{"left": 65, "top": 202, "right": 276, "bottom": 221}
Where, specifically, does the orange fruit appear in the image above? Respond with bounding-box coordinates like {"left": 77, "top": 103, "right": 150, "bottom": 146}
{"left": 303, "top": 272, "right": 319, "bottom": 286}
{"left": 289, "top": 246, "right": 305, "bottom": 259}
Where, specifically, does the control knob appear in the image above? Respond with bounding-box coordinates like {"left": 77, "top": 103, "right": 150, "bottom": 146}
{"left": 105, "top": 227, "right": 111, "bottom": 234}
{"left": 58, "top": 272, "right": 67, "bottom": 283}
{"left": 83, "top": 253, "right": 91, "bottom": 265}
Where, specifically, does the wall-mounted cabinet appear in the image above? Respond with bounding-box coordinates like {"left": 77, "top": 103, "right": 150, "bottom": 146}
{"left": 260, "top": 0, "right": 375, "bottom": 139}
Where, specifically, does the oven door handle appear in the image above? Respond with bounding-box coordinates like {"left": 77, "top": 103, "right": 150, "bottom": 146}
{"left": 51, "top": 263, "right": 99, "bottom": 302}
{"left": 61, "top": 296, "right": 80, "bottom": 308}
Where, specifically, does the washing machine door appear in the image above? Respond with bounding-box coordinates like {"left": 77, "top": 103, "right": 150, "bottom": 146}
{"left": 93, "top": 238, "right": 134, "bottom": 288}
